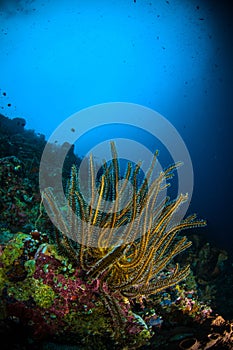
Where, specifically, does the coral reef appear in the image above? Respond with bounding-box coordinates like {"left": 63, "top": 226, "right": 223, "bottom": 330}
{"left": 0, "top": 141, "right": 207, "bottom": 348}
{"left": 0, "top": 233, "right": 152, "bottom": 349}
{"left": 0, "top": 156, "right": 41, "bottom": 232}
{"left": 1, "top": 232, "right": 232, "bottom": 349}
{"left": 0, "top": 120, "right": 233, "bottom": 349}
{"left": 0, "top": 113, "right": 82, "bottom": 234}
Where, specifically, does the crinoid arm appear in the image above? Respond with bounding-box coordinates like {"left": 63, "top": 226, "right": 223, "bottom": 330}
{"left": 42, "top": 141, "right": 206, "bottom": 302}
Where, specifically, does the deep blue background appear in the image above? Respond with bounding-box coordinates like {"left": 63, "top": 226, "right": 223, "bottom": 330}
{"left": 0, "top": 0, "right": 232, "bottom": 254}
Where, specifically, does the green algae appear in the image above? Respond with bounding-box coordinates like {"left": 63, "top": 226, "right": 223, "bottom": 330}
{"left": 33, "top": 279, "right": 56, "bottom": 308}
{"left": 24, "top": 259, "right": 36, "bottom": 276}
{"left": 6, "top": 277, "right": 56, "bottom": 308}
{"left": 0, "top": 233, "right": 30, "bottom": 267}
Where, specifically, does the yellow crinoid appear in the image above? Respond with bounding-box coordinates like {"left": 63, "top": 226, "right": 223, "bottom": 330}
{"left": 43, "top": 141, "right": 206, "bottom": 299}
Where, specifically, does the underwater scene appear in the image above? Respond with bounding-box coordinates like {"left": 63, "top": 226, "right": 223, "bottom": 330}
{"left": 0, "top": 0, "right": 233, "bottom": 349}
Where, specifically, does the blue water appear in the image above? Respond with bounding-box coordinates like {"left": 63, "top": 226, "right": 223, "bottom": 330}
{"left": 0, "top": 0, "right": 232, "bottom": 254}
